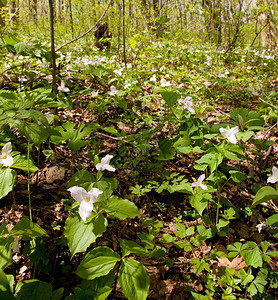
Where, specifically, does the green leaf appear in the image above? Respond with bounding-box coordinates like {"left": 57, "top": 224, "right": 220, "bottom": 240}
{"left": 0, "top": 168, "right": 16, "bottom": 199}
{"left": 154, "top": 88, "right": 179, "bottom": 108}
{"left": 64, "top": 213, "right": 107, "bottom": 257}
{"left": 119, "top": 239, "right": 148, "bottom": 257}
{"left": 12, "top": 155, "right": 38, "bottom": 173}
{"left": 229, "top": 170, "right": 247, "bottom": 183}
{"left": 223, "top": 151, "right": 241, "bottom": 161}
{"left": 189, "top": 193, "right": 211, "bottom": 215}
{"left": 265, "top": 214, "right": 278, "bottom": 227}
{"left": 252, "top": 186, "right": 278, "bottom": 207}
{"left": 76, "top": 246, "right": 121, "bottom": 280}
{"left": 118, "top": 258, "right": 150, "bottom": 300}
{"left": 15, "top": 280, "right": 52, "bottom": 300}
{"left": 100, "top": 196, "right": 140, "bottom": 219}
{"left": 242, "top": 246, "right": 262, "bottom": 268}
{"left": 14, "top": 42, "right": 32, "bottom": 56}
{"left": 0, "top": 237, "right": 14, "bottom": 269}
{"left": 237, "top": 130, "right": 254, "bottom": 142}
{"left": 0, "top": 268, "right": 11, "bottom": 293}
{"left": 10, "top": 217, "right": 49, "bottom": 239}
{"left": 67, "top": 170, "right": 95, "bottom": 190}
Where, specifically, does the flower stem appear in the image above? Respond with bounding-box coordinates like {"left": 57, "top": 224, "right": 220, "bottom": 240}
{"left": 27, "top": 139, "right": 32, "bottom": 221}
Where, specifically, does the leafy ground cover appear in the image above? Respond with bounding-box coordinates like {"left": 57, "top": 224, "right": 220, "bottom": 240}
{"left": 0, "top": 36, "right": 278, "bottom": 299}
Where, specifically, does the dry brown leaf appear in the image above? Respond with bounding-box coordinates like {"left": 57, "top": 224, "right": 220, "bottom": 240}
{"left": 217, "top": 255, "right": 247, "bottom": 270}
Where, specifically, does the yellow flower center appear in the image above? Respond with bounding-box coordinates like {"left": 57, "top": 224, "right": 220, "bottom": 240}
{"left": 85, "top": 196, "right": 90, "bottom": 202}
{"left": 2, "top": 155, "right": 7, "bottom": 159}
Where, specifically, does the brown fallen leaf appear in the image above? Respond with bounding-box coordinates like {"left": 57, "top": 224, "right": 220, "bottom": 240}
{"left": 217, "top": 255, "right": 247, "bottom": 270}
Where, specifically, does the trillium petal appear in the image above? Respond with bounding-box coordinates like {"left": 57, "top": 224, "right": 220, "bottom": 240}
{"left": 272, "top": 166, "right": 278, "bottom": 177}
{"left": 67, "top": 186, "right": 88, "bottom": 203}
{"left": 198, "top": 174, "right": 206, "bottom": 183}
{"left": 191, "top": 182, "right": 198, "bottom": 188}
{"left": 267, "top": 176, "right": 277, "bottom": 183}
{"left": 2, "top": 142, "right": 12, "bottom": 156}
{"left": 200, "top": 183, "right": 208, "bottom": 190}
{"left": 231, "top": 126, "right": 239, "bottom": 135}
{"left": 227, "top": 134, "right": 237, "bottom": 144}
{"left": 88, "top": 188, "right": 103, "bottom": 202}
{"left": 104, "top": 164, "right": 116, "bottom": 172}
{"left": 79, "top": 201, "right": 94, "bottom": 221}
{"left": 102, "top": 155, "right": 113, "bottom": 165}
{"left": 1, "top": 156, "right": 13, "bottom": 167}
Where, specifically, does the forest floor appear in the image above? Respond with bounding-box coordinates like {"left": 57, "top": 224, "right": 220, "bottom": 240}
{"left": 0, "top": 42, "right": 278, "bottom": 299}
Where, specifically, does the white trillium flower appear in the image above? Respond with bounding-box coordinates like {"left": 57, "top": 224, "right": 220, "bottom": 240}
{"left": 96, "top": 155, "right": 116, "bottom": 172}
{"left": 58, "top": 81, "right": 70, "bottom": 92}
{"left": 0, "top": 142, "right": 13, "bottom": 167}
{"left": 178, "top": 97, "right": 195, "bottom": 114}
{"left": 150, "top": 74, "right": 156, "bottom": 82}
{"left": 267, "top": 166, "right": 278, "bottom": 184}
{"left": 67, "top": 186, "right": 103, "bottom": 221}
{"left": 91, "top": 90, "right": 99, "bottom": 97}
{"left": 124, "top": 80, "right": 131, "bottom": 89}
{"left": 109, "top": 86, "right": 119, "bottom": 96}
{"left": 191, "top": 174, "right": 208, "bottom": 190}
{"left": 204, "top": 81, "right": 212, "bottom": 88}
{"left": 219, "top": 126, "right": 239, "bottom": 144}
{"left": 160, "top": 78, "right": 171, "bottom": 87}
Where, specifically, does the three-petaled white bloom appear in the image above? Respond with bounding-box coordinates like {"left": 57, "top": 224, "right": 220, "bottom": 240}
{"left": 191, "top": 174, "right": 208, "bottom": 190}
{"left": 150, "top": 74, "right": 156, "bottom": 82}
{"left": 96, "top": 155, "right": 116, "bottom": 172}
{"left": 160, "top": 78, "right": 171, "bottom": 87}
{"left": 67, "top": 186, "right": 103, "bottom": 221}
{"left": 58, "top": 80, "right": 70, "bottom": 92}
{"left": 124, "top": 80, "right": 131, "bottom": 89}
{"left": 267, "top": 166, "right": 278, "bottom": 184}
{"left": 0, "top": 142, "right": 13, "bottom": 167}
{"left": 109, "top": 86, "right": 119, "bottom": 96}
{"left": 219, "top": 126, "right": 239, "bottom": 144}
{"left": 91, "top": 90, "right": 99, "bottom": 97}
{"left": 178, "top": 97, "right": 195, "bottom": 114}
{"left": 204, "top": 81, "right": 211, "bottom": 88}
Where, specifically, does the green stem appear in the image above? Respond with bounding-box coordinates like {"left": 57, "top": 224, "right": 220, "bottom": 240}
{"left": 216, "top": 180, "right": 221, "bottom": 225}
{"left": 27, "top": 139, "right": 32, "bottom": 221}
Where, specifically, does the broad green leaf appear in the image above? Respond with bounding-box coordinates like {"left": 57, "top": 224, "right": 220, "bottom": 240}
{"left": 265, "top": 214, "right": 278, "bottom": 227}
{"left": 12, "top": 155, "right": 38, "bottom": 173}
{"left": 189, "top": 193, "right": 211, "bottom": 215}
{"left": 0, "top": 223, "right": 8, "bottom": 237}
{"left": 118, "top": 259, "right": 150, "bottom": 300}
{"left": 0, "top": 237, "right": 14, "bottom": 269}
{"left": 67, "top": 170, "right": 95, "bottom": 190}
{"left": 76, "top": 246, "right": 121, "bottom": 280}
{"left": 14, "top": 42, "right": 32, "bottom": 56}
{"left": 80, "top": 271, "right": 114, "bottom": 300}
{"left": 15, "top": 280, "right": 52, "bottom": 300}
{"left": 0, "top": 168, "right": 16, "bottom": 199}
{"left": 229, "top": 170, "right": 247, "bottom": 183}
{"left": 119, "top": 239, "right": 148, "bottom": 257}
{"left": 223, "top": 151, "right": 240, "bottom": 161}
{"left": 191, "top": 292, "right": 210, "bottom": 300}
{"left": 242, "top": 246, "right": 262, "bottom": 268}
{"left": 64, "top": 213, "right": 106, "bottom": 257}
{"left": 100, "top": 196, "right": 140, "bottom": 219}
{"left": 0, "top": 268, "right": 11, "bottom": 293}
{"left": 237, "top": 130, "right": 254, "bottom": 142}
{"left": 10, "top": 217, "right": 49, "bottom": 239}
{"left": 252, "top": 186, "right": 278, "bottom": 207}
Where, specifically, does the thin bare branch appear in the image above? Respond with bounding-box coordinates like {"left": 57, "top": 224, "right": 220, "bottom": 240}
{"left": 56, "top": 0, "right": 113, "bottom": 52}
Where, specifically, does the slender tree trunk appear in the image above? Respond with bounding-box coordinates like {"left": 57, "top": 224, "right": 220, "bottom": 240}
{"left": 49, "top": 0, "right": 57, "bottom": 96}
{"left": 0, "top": 0, "right": 6, "bottom": 26}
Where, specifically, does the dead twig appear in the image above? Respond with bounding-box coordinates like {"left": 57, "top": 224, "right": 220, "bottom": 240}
{"left": 56, "top": 0, "right": 113, "bottom": 52}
